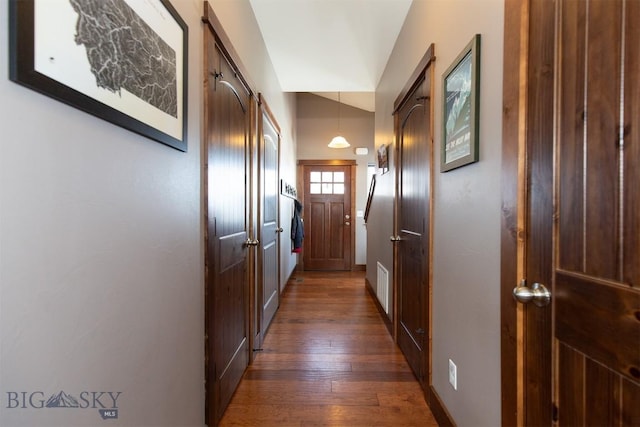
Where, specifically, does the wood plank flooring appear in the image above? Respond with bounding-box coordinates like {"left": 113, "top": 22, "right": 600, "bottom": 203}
{"left": 219, "top": 271, "right": 437, "bottom": 426}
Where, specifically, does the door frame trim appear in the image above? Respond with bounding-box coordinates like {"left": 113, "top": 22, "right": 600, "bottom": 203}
{"left": 297, "top": 159, "right": 356, "bottom": 271}
{"left": 500, "top": 0, "right": 530, "bottom": 425}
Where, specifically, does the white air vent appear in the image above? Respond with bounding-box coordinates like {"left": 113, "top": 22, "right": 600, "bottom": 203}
{"left": 376, "top": 262, "right": 389, "bottom": 314}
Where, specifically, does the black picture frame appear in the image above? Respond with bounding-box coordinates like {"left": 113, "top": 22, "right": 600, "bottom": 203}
{"left": 9, "top": 0, "right": 188, "bottom": 152}
{"left": 441, "top": 34, "right": 481, "bottom": 172}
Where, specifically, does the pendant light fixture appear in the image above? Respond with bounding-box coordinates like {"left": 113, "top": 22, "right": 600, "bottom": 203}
{"left": 328, "top": 92, "right": 350, "bottom": 148}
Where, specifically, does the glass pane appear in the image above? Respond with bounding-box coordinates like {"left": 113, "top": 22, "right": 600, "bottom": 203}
{"left": 310, "top": 171, "right": 321, "bottom": 182}
{"left": 322, "top": 172, "right": 333, "bottom": 182}
{"left": 333, "top": 183, "right": 345, "bottom": 194}
{"left": 310, "top": 183, "right": 321, "bottom": 194}
{"left": 322, "top": 183, "right": 333, "bottom": 194}
{"left": 333, "top": 172, "right": 345, "bottom": 183}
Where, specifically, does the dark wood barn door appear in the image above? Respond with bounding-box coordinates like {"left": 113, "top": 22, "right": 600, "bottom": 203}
{"left": 256, "top": 96, "right": 281, "bottom": 349}
{"left": 392, "top": 47, "right": 433, "bottom": 390}
{"left": 204, "top": 30, "right": 252, "bottom": 425}
{"left": 301, "top": 161, "right": 354, "bottom": 271}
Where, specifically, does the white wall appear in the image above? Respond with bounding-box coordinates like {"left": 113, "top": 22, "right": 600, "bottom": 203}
{"left": 370, "top": 0, "right": 504, "bottom": 425}
{"left": 0, "top": 1, "right": 296, "bottom": 426}
{"left": 296, "top": 93, "right": 375, "bottom": 266}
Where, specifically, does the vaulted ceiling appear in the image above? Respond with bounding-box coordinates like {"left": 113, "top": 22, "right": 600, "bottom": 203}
{"left": 249, "top": 0, "right": 413, "bottom": 111}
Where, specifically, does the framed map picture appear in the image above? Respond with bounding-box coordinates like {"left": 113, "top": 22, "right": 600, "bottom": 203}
{"left": 9, "top": 0, "right": 188, "bottom": 151}
{"left": 441, "top": 34, "right": 480, "bottom": 172}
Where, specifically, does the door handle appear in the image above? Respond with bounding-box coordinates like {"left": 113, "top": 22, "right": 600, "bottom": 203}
{"left": 390, "top": 236, "right": 401, "bottom": 242}
{"left": 276, "top": 227, "right": 284, "bottom": 233}
{"left": 244, "top": 238, "right": 259, "bottom": 247}
{"left": 345, "top": 222, "right": 350, "bottom": 226}
{"left": 513, "top": 280, "right": 551, "bottom": 307}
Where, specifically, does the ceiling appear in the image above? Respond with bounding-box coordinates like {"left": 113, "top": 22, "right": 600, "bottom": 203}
{"left": 249, "top": 0, "right": 413, "bottom": 112}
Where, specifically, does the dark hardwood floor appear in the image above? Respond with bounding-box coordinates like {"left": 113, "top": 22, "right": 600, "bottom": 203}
{"left": 219, "top": 270, "right": 437, "bottom": 426}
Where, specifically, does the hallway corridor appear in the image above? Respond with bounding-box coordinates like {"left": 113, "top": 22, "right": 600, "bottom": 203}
{"left": 219, "top": 271, "right": 438, "bottom": 426}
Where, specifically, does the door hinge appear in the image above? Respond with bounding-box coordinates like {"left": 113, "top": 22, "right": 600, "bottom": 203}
{"left": 552, "top": 402, "right": 559, "bottom": 422}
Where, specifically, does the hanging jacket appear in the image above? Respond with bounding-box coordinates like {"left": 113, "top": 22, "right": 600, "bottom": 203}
{"left": 291, "top": 199, "right": 304, "bottom": 253}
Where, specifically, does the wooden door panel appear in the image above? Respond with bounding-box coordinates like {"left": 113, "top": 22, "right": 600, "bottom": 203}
{"left": 261, "top": 222, "right": 278, "bottom": 327}
{"left": 329, "top": 202, "right": 345, "bottom": 259}
{"left": 258, "top": 106, "right": 280, "bottom": 343}
{"left": 262, "top": 240, "right": 278, "bottom": 318}
{"left": 554, "top": 0, "right": 640, "bottom": 424}
{"left": 558, "top": 342, "right": 640, "bottom": 426}
{"left": 586, "top": 359, "right": 620, "bottom": 425}
{"left": 395, "top": 64, "right": 431, "bottom": 387}
{"left": 307, "top": 198, "right": 346, "bottom": 268}
{"left": 309, "top": 202, "right": 326, "bottom": 259}
{"left": 303, "top": 163, "right": 352, "bottom": 271}
{"left": 219, "top": 231, "right": 248, "bottom": 271}
{"left": 398, "top": 232, "right": 424, "bottom": 363}
{"left": 215, "top": 259, "right": 248, "bottom": 413}
{"left": 583, "top": 0, "right": 621, "bottom": 280}
{"left": 622, "top": 378, "right": 640, "bottom": 425}
{"left": 205, "top": 34, "right": 251, "bottom": 424}
{"left": 557, "top": 343, "right": 585, "bottom": 425}
{"left": 556, "top": 272, "right": 639, "bottom": 380}
{"left": 557, "top": 0, "right": 622, "bottom": 280}
{"left": 557, "top": 0, "right": 587, "bottom": 273}
{"left": 503, "top": 1, "right": 640, "bottom": 423}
